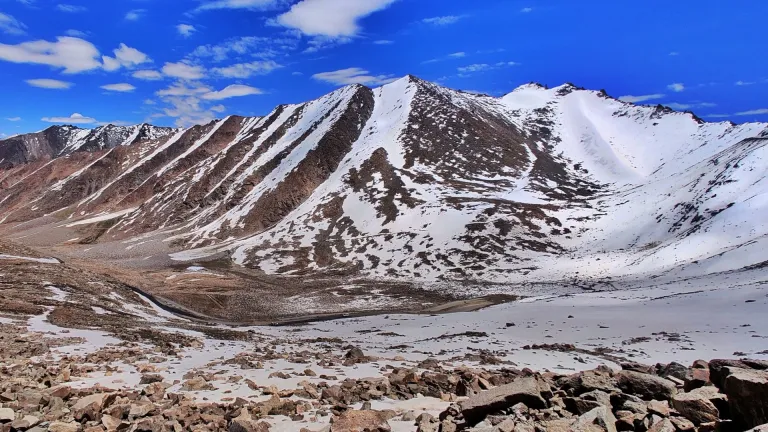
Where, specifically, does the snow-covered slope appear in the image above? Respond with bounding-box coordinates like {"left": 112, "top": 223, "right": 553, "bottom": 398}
{"left": 1, "top": 76, "right": 766, "bottom": 284}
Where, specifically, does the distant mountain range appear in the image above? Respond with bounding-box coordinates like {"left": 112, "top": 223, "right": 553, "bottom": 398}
{"left": 2, "top": 75, "right": 767, "bottom": 283}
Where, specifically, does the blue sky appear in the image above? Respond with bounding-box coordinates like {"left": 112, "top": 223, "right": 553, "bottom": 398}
{"left": 1, "top": 0, "right": 767, "bottom": 136}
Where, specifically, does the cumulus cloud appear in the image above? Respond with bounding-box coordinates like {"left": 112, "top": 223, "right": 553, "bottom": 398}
{"left": 42, "top": 112, "right": 97, "bottom": 124}
{"left": 277, "top": 0, "right": 397, "bottom": 37}
{"left": 0, "top": 36, "right": 102, "bottom": 73}
{"left": 177, "top": 24, "right": 196, "bottom": 37}
{"left": 101, "top": 83, "right": 136, "bottom": 92}
{"left": 125, "top": 9, "right": 145, "bottom": 21}
{"left": 162, "top": 62, "right": 206, "bottom": 80}
{"left": 190, "top": 36, "right": 297, "bottom": 62}
{"left": 520, "top": 7, "right": 533, "bottom": 13}
{"left": 312, "top": 67, "right": 396, "bottom": 86}
{"left": 618, "top": 94, "right": 666, "bottom": 103}
{"left": 211, "top": 60, "right": 282, "bottom": 78}
{"left": 202, "top": 84, "right": 263, "bottom": 100}
{"left": 0, "top": 12, "right": 26, "bottom": 35}
{"left": 132, "top": 69, "right": 163, "bottom": 80}
{"left": 102, "top": 43, "right": 151, "bottom": 71}
{"left": 25, "top": 78, "right": 73, "bottom": 89}
{"left": 56, "top": 4, "right": 87, "bottom": 13}
{"left": 155, "top": 81, "right": 219, "bottom": 127}
{"left": 667, "top": 83, "right": 685, "bottom": 92}
{"left": 422, "top": 15, "right": 463, "bottom": 26}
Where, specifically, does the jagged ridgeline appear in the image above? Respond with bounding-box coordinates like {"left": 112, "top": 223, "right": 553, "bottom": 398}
{"left": 1, "top": 76, "right": 767, "bottom": 282}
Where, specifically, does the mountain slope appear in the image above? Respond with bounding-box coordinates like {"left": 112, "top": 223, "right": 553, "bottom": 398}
{"left": 1, "top": 76, "right": 766, "bottom": 285}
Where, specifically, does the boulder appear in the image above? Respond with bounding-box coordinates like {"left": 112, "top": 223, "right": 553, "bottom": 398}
{"left": 723, "top": 367, "right": 768, "bottom": 429}
{"left": 458, "top": 377, "right": 548, "bottom": 426}
{"left": 571, "top": 406, "right": 617, "bottom": 432}
{"left": 181, "top": 376, "right": 214, "bottom": 391}
{"left": 331, "top": 410, "right": 391, "bottom": 432}
{"left": 558, "top": 370, "right": 618, "bottom": 396}
{"left": 229, "top": 409, "right": 270, "bottom": 432}
{"left": 72, "top": 393, "right": 115, "bottom": 421}
{"left": 672, "top": 389, "right": 720, "bottom": 425}
{"left": 684, "top": 368, "right": 711, "bottom": 392}
{"left": 709, "top": 359, "right": 768, "bottom": 389}
{"left": 48, "top": 422, "right": 81, "bottom": 432}
{"left": 647, "top": 418, "right": 675, "bottom": 432}
{"left": 0, "top": 408, "right": 14, "bottom": 423}
{"left": 616, "top": 371, "right": 677, "bottom": 401}
{"left": 659, "top": 362, "right": 688, "bottom": 381}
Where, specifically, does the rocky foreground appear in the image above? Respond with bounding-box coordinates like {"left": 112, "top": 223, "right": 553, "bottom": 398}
{"left": 2, "top": 317, "right": 768, "bottom": 432}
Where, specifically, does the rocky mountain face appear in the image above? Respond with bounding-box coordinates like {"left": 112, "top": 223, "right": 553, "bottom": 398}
{"left": 0, "top": 123, "right": 177, "bottom": 169}
{"left": 1, "top": 76, "right": 767, "bottom": 283}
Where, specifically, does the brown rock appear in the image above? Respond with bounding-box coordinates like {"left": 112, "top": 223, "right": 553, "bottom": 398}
{"left": 558, "top": 370, "right": 618, "bottom": 396}
{"left": 616, "top": 371, "right": 677, "bottom": 401}
{"left": 458, "top": 377, "right": 548, "bottom": 426}
{"left": 0, "top": 408, "right": 14, "bottom": 423}
{"left": 331, "top": 410, "right": 391, "bottom": 432}
{"left": 647, "top": 400, "right": 670, "bottom": 417}
{"left": 48, "top": 422, "right": 81, "bottom": 432}
{"left": 72, "top": 393, "right": 115, "bottom": 422}
{"left": 571, "top": 406, "right": 617, "bottom": 432}
{"left": 101, "top": 414, "right": 123, "bottom": 431}
{"left": 723, "top": 367, "right": 768, "bottom": 429}
{"left": 671, "top": 389, "right": 720, "bottom": 425}
{"left": 684, "top": 368, "right": 711, "bottom": 392}
{"left": 229, "top": 409, "right": 270, "bottom": 432}
{"left": 669, "top": 416, "right": 695, "bottom": 431}
{"left": 181, "top": 376, "right": 213, "bottom": 391}
{"left": 647, "top": 418, "right": 675, "bottom": 432}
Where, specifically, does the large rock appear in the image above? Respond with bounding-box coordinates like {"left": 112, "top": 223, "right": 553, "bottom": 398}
{"left": 229, "top": 409, "right": 270, "bottom": 432}
{"left": 672, "top": 389, "right": 720, "bottom": 425}
{"left": 558, "top": 370, "right": 618, "bottom": 396}
{"left": 709, "top": 359, "right": 768, "bottom": 389}
{"left": 723, "top": 367, "right": 768, "bottom": 429}
{"left": 0, "top": 408, "right": 14, "bottom": 423}
{"left": 331, "top": 410, "right": 392, "bottom": 432}
{"left": 616, "top": 371, "right": 677, "bottom": 401}
{"left": 459, "top": 377, "right": 548, "bottom": 425}
{"left": 571, "top": 406, "right": 617, "bottom": 432}
{"left": 72, "top": 393, "right": 116, "bottom": 421}
{"left": 48, "top": 422, "right": 81, "bottom": 432}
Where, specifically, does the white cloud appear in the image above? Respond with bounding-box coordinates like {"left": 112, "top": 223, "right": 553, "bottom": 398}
{"left": 143, "top": 99, "right": 156, "bottom": 105}
{"left": 520, "top": 7, "right": 533, "bottom": 13}
{"left": 735, "top": 108, "right": 768, "bottom": 116}
{"left": 57, "top": 4, "right": 87, "bottom": 13}
{"left": 735, "top": 80, "right": 755, "bottom": 86}
{"left": 0, "top": 36, "right": 102, "bottom": 73}
{"left": 194, "top": 0, "right": 283, "bottom": 12}
{"left": 125, "top": 9, "right": 145, "bottom": 21}
{"left": 312, "top": 67, "right": 396, "bottom": 86}
{"left": 6, "top": 117, "right": 22, "bottom": 121}
{"left": 291, "top": 71, "right": 303, "bottom": 76}
{"left": 422, "top": 15, "right": 463, "bottom": 26}
{"left": 132, "top": 69, "right": 163, "bottom": 80}
{"left": 210, "top": 104, "right": 226, "bottom": 113}
{"left": 618, "top": 94, "right": 665, "bottom": 103}
{"left": 373, "top": 39, "right": 393, "bottom": 45}
{"left": 0, "top": 12, "right": 26, "bottom": 35}
{"left": 277, "top": 0, "right": 397, "bottom": 37}
{"left": 162, "top": 62, "right": 206, "bottom": 80}
{"left": 667, "top": 83, "right": 685, "bottom": 92}
{"left": 156, "top": 82, "right": 211, "bottom": 97}
{"left": 424, "top": 51, "right": 466, "bottom": 64}
{"left": 177, "top": 24, "right": 196, "bottom": 37}
{"left": 457, "top": 61, "right": 517, "bottom": 75}
{"left": 25, "top": 78, "right": 73, "bottom": 89}
{"left": 211, "top": 60, "right": 282, "bottom": 78}
{"left": 101, "top": 83, "right": 136, "bottom": 92}
{"left": 202, "top": 84, "right": 263, "bottom": 100}
{"left": 101, "top": 43, "right": 151, "bottom": 71}
{"left": 42, "top": 112, "right": 96, "bottom": 124}
{"left": 664, "top": 102, "right": 716, "bottom": 110}
{"left": 64, "top": 29, "right": 88, "bottom": 37}
{"left": 705, "top": 113, "right": 731, "bottom": 119}
{"left": 190, "top": 36, "right": 297, "bottom": 62}
{"left": 669, "top": 51, "right": 679, "bottom": 56}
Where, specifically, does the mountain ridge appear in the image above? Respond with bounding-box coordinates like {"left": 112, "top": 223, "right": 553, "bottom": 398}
{"left": 1, "top": 75, "right": 767, "bottom": 286}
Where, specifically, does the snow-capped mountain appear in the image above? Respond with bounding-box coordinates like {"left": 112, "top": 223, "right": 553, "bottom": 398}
{"left": 0, "top": 123, "right": 178, "bottom": 169}
{"left": 1, "top": 76, "right": 766, "bottom": 283}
